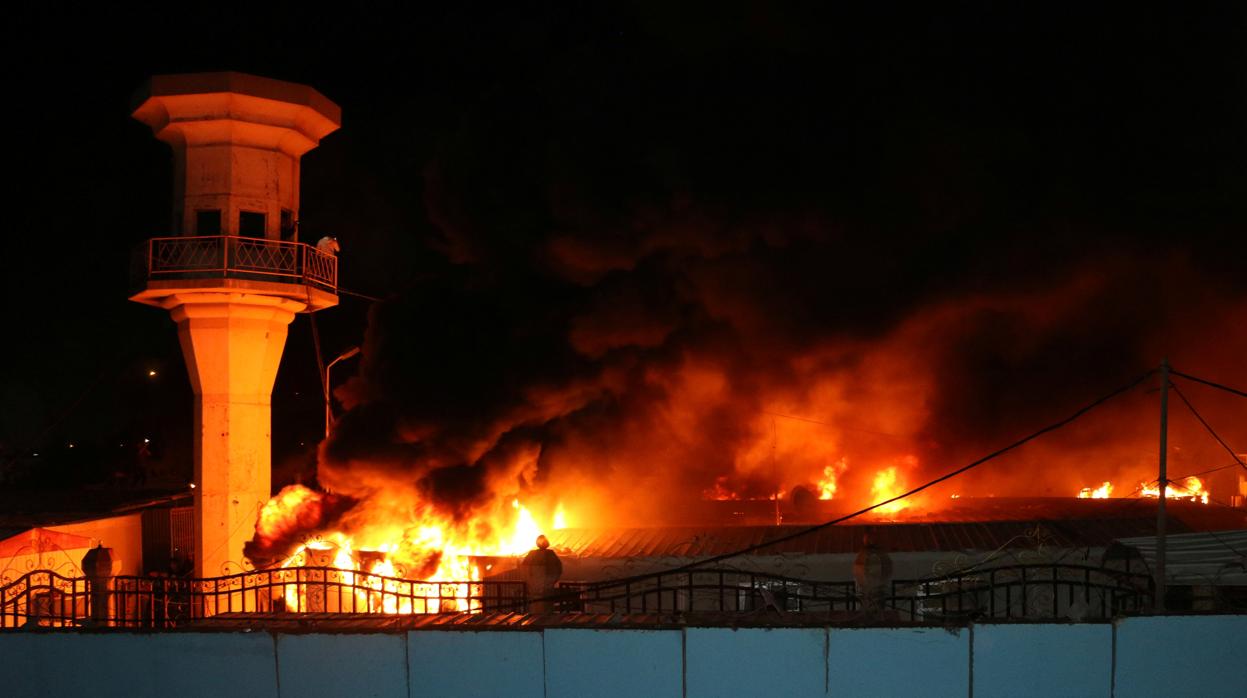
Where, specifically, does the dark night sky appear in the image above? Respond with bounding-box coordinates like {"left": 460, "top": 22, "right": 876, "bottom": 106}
{"left": 2, "top": 4, "right": 1244, "bottom": 510}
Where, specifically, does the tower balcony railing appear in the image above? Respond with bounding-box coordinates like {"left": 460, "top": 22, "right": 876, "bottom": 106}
{"left": 132, "top": 235, "right": 338, "bottom": 292}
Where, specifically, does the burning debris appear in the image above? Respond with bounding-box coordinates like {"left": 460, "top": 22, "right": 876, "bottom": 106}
{"left": 244, "top": 479, "right": 570, "bottom": 613}
{"left": 1079, "top": 482, "right": 1114, "bottom": 499}
{"left": 244, "top": 486, "right": 357, "bottom": 569}
{"left": 1077, "top": 476, "right": 1210, "bottom": 504}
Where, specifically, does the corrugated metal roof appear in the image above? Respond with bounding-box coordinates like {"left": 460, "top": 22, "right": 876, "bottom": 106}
{"left": 1114, "top": 529, "right": 1247, "bottom": 585}
{"left": 547, "top": 499, "right": 1247, "bottom": 558}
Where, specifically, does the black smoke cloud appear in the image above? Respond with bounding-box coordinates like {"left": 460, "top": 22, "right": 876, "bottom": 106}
{"left": 319, "top": 6, "right": 1247, "bottom": 525}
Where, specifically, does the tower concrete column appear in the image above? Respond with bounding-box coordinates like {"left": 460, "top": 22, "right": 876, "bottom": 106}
{"left": 164, "top": 293, "right": 306, "bottom": 575}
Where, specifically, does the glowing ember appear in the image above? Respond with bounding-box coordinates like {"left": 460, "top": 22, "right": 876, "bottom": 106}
{"left": 1078, "top": 482, "right": 1113, "bottom": 499}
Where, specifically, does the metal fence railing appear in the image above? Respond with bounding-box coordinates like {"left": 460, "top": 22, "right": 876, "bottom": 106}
{"left": 133, "top": 235, "right": 337, "bottom": 291}
{"left": 0, "top": 570, "right": 90, "bottom": 628}
{"left": 1, "top": 562, "right": 1162, "bottom": 628}
{"left": 887, "top": 563, "right": 1154, "bottom": 622}
{"left": 556, "top": 563, "right": 1156, "bottom": 620}
{"left": 557, "top": 569, "right": 859, "bottom": 614}
{"left": 1, "top": 568, "right": 526, "bottom": 629}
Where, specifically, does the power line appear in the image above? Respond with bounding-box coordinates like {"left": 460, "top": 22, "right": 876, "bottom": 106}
{"left": 1171, "top": 370, "right": 1247, "bottom": 400}
{"left": 557, "top": 368, "right": 1156, "bottom": 594}
{"left": 1139, "top": 480, "right": 1246, "bottom": 559}
{"left": 338, "top": 286, "right": 383, "bottom": 302}
{"left": 1126, "top": 466, "right": 1246, "bottom": 561}
{"left": 1170, "top": 382, "right": 1247, "bottom": 472}
{"left": 1169, "top": 461, "right": 1245, "bottom": 481}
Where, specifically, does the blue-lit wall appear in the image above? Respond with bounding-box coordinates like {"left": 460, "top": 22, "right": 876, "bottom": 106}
{"left": 1, "top": 615, "right": 1242, "bottom": 697}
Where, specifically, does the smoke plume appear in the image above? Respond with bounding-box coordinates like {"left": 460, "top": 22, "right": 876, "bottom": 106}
{"left": 289, "top": 10, "right": 1247, "bottom": 544}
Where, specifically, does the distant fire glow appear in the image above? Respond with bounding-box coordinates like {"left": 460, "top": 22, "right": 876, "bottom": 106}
{"left": 1141, "top": 476, "right": 1210, "bottom": 504}
{"left": 1079, "top": 482, "right": 1114, "bottom": 499}
{"left": 1076, "top": 476, "right": 1209, "bottom": 504}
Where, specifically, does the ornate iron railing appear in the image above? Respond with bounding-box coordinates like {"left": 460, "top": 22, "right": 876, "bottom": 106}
{"left": 0, "top": 570, "right": 91, "bottom": 628}
{"left": 133, "top": 235, "right": 337, "bottom": 291}
{"left": 2, "top": 562, "right": 1160, "bottom": 628}
{"left": 1, "top": 568, "right": 526, "bottom": 629}
{"left": 887, "top": 563, "right": 1154, "bottom": 622}
{"left": 557, "top": 569, "right": 859, "bottom": 614}
{"left": 557, "top": 563, "right": 1155, "bottom": 620}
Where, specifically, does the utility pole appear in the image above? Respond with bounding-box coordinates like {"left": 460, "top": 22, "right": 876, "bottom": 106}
{"left": 772, "top": 418, "right": 781, "bottom": 526}
{"left": 1155, "top": 358, "right": 1170, "bottom": 612}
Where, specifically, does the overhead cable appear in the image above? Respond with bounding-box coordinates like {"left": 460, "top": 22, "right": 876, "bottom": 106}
{"left": 1171, "top": 382, "right": 1247, "bottom": 471}
{"left": 1171, "top": 370, "right": 1247, "bottom": 400}
{"left": 338, "top": 287, "right": 383, "bottom": 302}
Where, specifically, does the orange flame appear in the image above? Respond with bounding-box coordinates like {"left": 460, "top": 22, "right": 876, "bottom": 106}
{"left": 817, "top": 457, "right": 849, "bottom": 500}
{"left": 1075, "top": 476, "right": 1209, "bottom": 504}
{"left": 870, "top": 464, "right": 911, "bottom": 515}
{"left": 1078, "top": 482, "right": 1113, "bottom": 499}
{"left": 258, "top": 485, "right": 571, "bottom": 614}
{"left": 1140, "top": 476, "right": 1210, "bottom": 504}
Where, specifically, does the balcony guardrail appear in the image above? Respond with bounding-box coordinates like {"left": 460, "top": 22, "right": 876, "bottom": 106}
{"left": 133, "top": 235, "right": 337, "bottom": 291}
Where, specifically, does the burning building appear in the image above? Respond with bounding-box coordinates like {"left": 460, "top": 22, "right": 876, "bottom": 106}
{"left": 8, "top": 67, "right": 1244, "bottom": 629}
{"left": 4, "top": 0, "right": 1247, "bottom": 688}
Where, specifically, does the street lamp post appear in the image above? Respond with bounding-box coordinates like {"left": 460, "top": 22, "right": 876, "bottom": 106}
{"left": 325, "top": 346, "right": 361, "bottom": 437}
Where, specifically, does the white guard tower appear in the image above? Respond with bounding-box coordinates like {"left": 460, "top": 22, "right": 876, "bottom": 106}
{"left": 130, "top": 72, "right": 340, "bottom": 577}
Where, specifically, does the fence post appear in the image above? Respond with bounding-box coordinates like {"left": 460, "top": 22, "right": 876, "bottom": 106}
{"left": 82, "top": 545, "right": 115, "bottom": 627}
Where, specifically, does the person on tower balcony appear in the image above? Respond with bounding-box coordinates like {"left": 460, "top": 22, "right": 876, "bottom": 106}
{"left": 316, "top": 236, "right": 340, "bottom": 255}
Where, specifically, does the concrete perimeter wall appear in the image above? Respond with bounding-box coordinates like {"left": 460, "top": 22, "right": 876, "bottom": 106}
{"left": 1, "top": 615, "right": 1242, "bottom": 697}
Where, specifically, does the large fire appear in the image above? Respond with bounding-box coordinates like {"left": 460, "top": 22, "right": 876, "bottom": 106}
{"left": 253, "top": 485, "right": 570, "bottom": 613}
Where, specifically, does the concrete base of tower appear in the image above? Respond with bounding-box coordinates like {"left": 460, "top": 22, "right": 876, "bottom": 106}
{"left": 131, "top": 278, "right": 338, "bottom": 313}
{"left": 153, "top": 292, "right": 307, "bottom": 577}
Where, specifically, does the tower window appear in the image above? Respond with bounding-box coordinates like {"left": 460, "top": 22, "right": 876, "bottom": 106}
{"left": 196, "top": 209, "right": 221, "bottom": 235}
{"left": 239, "top": 211, "right": 266, "bottom": 238}
{"left": 280, "top": 209, "right": 295, "bottom": 240}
